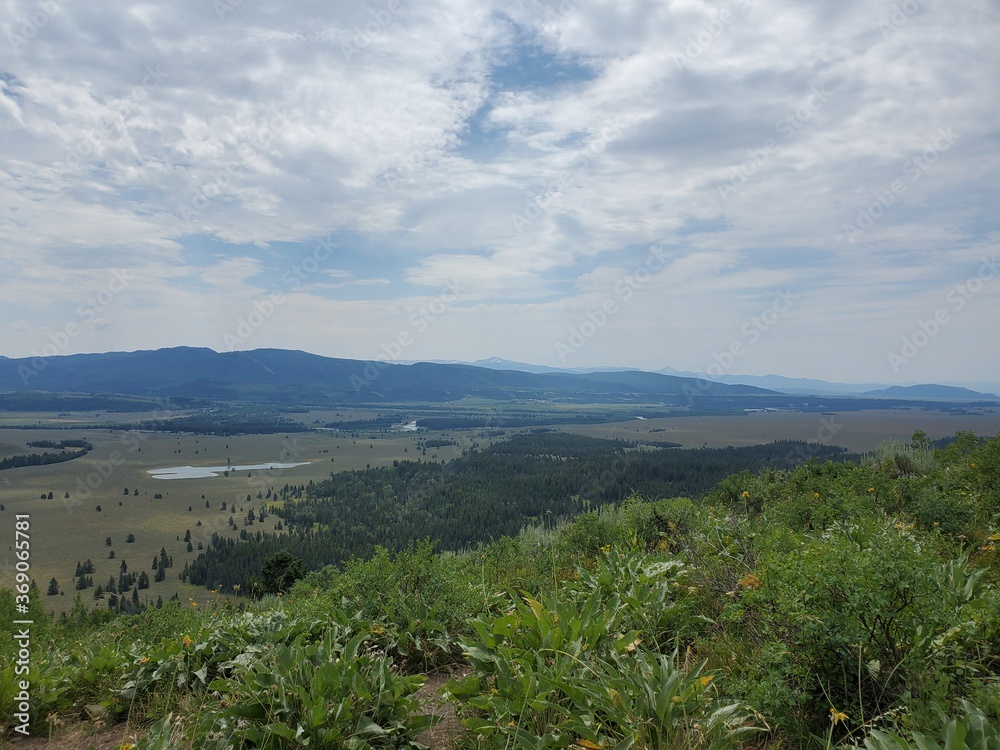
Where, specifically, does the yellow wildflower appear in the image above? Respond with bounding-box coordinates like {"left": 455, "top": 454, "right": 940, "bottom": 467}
{"left": 868, "top": 487, "right": 875, "bottom": 493}
{"left": 830, "top": 708, "right": 849, "bottom": 725}
{"left": 700, "top": 675, "right": 714, "bottom": 687}
{"left": 741, "top": 491, "right": 749, "bottom": 498}
{"left": 182, "top": 635, "right": 193, "bottom": 648}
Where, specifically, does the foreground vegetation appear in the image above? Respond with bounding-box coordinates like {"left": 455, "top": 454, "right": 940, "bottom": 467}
{"left": 2, "top": 431, "right": 999, "bottom": 748}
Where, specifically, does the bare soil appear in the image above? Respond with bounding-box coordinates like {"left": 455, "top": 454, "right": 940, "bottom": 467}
{"left": 415, "top": 667, "right": 470, "bottom": 750}
{"left": 1, "top": 722, "right": 139, "bottom": 750}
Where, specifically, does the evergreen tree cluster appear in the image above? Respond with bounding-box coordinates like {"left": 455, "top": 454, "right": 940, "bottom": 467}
{"left": 1, "top": 442, "right": 92, "bottom": 471}
{"left": 182, "top": 434, "right": 852, "bottom": 591}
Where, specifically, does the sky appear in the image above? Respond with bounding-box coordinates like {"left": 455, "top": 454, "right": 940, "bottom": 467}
{"left": 0, "top": 0, "right": 998, "bottom": 385}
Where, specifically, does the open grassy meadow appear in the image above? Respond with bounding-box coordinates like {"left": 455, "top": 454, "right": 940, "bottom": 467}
{"left": 0, "top": 424, "right": 480, "bottom": 614}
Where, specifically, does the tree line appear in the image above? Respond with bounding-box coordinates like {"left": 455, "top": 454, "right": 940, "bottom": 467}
{"left": 0, "top": 440, "right": 92, "bottom": 471}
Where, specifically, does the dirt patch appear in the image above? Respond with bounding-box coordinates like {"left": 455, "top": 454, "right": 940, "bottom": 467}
{"left": 1, "top": 722, "right": 140, "bottom": 750}
{"left": 415, "top": 667, "right": 469, "bottom": 750}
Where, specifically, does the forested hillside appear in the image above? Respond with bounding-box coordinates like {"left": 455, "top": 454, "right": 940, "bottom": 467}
{"left": 180, "top": 433, "right": 852, "bottom": 592}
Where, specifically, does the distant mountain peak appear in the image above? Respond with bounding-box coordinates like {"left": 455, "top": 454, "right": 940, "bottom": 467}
{"left": 860, "top": 384, "right": 999, "bottom": 401}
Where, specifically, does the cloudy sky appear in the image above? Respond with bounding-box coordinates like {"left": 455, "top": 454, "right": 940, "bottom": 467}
{"left": 1, "top": 0, "right": 997, "bottom": 384}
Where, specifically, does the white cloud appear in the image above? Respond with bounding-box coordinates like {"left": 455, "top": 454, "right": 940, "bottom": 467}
{"left": 0, "top": 0, "right": 997, "bottom": 381}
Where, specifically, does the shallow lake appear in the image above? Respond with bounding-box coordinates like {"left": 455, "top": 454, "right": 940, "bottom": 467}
{"left": 147, "top": 462, "right": 310, "bottom": 480}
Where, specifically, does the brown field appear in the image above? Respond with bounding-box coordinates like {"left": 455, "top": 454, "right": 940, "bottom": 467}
{"left": 560, "top": 408, "right": 1000, "bottom": 452}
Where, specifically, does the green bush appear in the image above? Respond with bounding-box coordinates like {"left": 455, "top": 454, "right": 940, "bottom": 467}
{"left": 720, "top": 518, "right": 994, "bottom": 741}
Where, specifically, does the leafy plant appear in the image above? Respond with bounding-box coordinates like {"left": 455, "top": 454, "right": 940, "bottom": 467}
{"left": 860, "top": 701, "right": 1000, "bottom": 749}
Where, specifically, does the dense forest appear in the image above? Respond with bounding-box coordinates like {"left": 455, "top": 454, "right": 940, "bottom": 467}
{"left": 180, "top": 433, "right": 852, "bottom": 592}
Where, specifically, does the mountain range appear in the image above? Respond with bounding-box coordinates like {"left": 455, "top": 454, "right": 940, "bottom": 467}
{"left": 0, "top": 348, "right": 996, "bottom": 407}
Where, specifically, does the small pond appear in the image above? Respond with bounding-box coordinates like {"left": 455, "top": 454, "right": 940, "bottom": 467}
{"left": 147, "top": 462, "right": 310, "bottom": 480}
